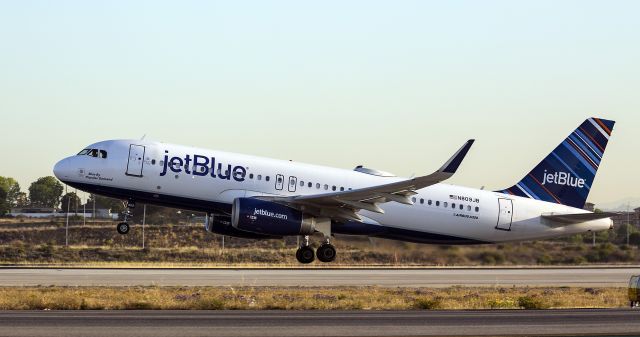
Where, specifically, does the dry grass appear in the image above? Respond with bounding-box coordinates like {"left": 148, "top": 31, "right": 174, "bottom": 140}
{"left": 0, "top": 286, "right": 627, "bottom": 310}
{"left": 1, "top": 220, "right": 638, "bottom": 266}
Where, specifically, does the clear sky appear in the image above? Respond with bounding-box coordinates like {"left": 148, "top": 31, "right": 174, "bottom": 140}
{"left": 0, "top": 1, "right": 638, "bottom": 206}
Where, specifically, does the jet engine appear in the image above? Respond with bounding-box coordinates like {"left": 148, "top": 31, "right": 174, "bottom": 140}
{"left": 204, "top": 213, "right": 278, "bottom": 239}
{"left": 231, "top": 198, "right": 316, "bottom": 236}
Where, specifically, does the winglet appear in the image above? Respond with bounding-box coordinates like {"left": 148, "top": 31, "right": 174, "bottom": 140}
{"left": 439, "top": 139, "right": 475, "bottom": 174}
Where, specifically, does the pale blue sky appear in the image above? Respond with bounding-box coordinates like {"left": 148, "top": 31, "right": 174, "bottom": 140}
{"left": 0, "top": 1, "right": 638, "bottom": 206}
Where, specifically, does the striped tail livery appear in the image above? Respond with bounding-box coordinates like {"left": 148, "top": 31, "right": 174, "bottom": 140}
{"left": 497, "top": 117, "right": 615, "bottom": 209}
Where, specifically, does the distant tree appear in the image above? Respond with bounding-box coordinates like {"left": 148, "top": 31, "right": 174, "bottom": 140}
{"left": 630, "top": 232, "right": 640, "bottom": 246}
{"left": 60, "top": 192, "right": 81, "bottom": 213}
{"left": 28, "top": 176, "right": 64, "bottom": 208}
{"left": 85, "top": 194, "right": 126, "bottom": 214}
{"left": 14, "top": 192, "right": 29, "bottom": 207}
{"left": 0, "top": 188, "right": 7, "bottom": 215}
{"left": 616, "top": 224, "right": 636, "bottom": 244}
{"left": 0, "top": 177, "right": 21, "bottom": 207}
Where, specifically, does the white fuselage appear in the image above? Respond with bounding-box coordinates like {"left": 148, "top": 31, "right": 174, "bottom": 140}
{"left": 53, "top": 139, "right": 612, "bottom": 244}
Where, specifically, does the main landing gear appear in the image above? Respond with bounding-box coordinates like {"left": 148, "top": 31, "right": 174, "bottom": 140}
{"left": 295, "top": 235, "right": 337, "bottom": 264}
{"left": 116, "top": 199, "right": 135, "bottom": 235}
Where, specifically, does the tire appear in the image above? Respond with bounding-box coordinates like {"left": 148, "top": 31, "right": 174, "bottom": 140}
{"left": 296, "top": 246, "right": 315, "bottom": 264}
{"left": 117, "top": 222, "right": 130, "bottom": 235}
{"left": 316, "top": 243, "right": 336, "bottom": 263}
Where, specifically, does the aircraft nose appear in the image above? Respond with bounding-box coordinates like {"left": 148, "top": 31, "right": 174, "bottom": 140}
{"left": 53, "top": 157, "right": 73, "bottom": 181}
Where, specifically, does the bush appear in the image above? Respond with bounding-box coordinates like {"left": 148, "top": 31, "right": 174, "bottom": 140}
{"left": 125, "top": 301, "right": 155, "bottom": 309}
{"left": 414, "top": 298, "right": 442, "bottom": 310}
{"left": 537, "top": 254, "right": 552, "bottom": 265}
{"left": 517, "top": 296, "right": 549, "bottom": 309}
{"left": 479, "top": 251, "right": 505, "bottom": 265}
{"left": 194, "top": 298, "right": 225, "bottom": 310}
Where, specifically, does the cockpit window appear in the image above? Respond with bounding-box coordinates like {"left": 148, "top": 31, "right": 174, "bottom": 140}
{"left": 78, "top": 148, "right": 108, "bottom": 159}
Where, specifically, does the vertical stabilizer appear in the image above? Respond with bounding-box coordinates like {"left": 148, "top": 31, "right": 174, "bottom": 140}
{"left": 497, "top": 117, "right": 615, "bottom": 208}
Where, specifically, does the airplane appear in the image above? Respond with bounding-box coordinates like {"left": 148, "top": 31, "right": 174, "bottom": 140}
{"left": 53, "top": 117, "right": 617, "bottom": 264}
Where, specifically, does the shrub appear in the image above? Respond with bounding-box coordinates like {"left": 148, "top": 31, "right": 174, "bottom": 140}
{"left": 537, "top": 254, "right": 552, "bottom": 265}
{"left": 125, "top": 301, "right": 155, "bottom": 309}
{"left": 414, "top": 298, "right": 442, "bottom": 310}
{"left": 479, "top": 251, "right": 505, "bottom": 265}
{"left": 517, "top": 296, "right": 549, "bottom": 310}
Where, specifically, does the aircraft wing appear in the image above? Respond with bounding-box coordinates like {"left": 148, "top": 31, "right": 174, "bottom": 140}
{"left": 257, "top": 139, "right": 474, "bottom": 222}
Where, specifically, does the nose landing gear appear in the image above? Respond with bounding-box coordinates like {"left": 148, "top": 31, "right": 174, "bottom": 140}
{"left": 117, "top": 222, "right": 130, "bottom": 234}
{"left": 116, "top": 199, "right": 135, "bottom": 235}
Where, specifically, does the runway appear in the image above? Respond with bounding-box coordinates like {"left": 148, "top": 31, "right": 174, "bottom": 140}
{"left": 0, "top": 267, "right": 636, "bottom": 287}
{"left": 1, "top": 309, "right": 640, "bottom": 336}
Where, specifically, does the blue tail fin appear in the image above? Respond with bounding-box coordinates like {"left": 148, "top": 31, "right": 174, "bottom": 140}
{"left": 497, "top": 117, "right": 615, "bottom": 209}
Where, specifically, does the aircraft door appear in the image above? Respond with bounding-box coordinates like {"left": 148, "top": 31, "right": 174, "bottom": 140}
{"left": 275, "top": 174, "right": 284, "bottom": 190}
{"left": 496, "top": 198, "right": 513, "bottom": 231}
{"left": 288, "top": 176, "right": 297, "bottom": 192}
{"left": 126, "top": 144, "right": 146, "bottom": 177}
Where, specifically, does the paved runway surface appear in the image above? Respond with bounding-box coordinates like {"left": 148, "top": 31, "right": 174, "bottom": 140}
{"left": 0, "top": 267, "right": 637, "bottom": 287}
{"left": 1, "top": 309, "right": 640, "bottom": 336}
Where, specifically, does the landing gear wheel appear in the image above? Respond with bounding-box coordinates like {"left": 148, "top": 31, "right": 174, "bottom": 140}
{"left": 296, "top": 246, "right": 315, "bottom": 264}
{"left": 117, "top": 222, "right": 130, "bottom": 235}
{"left": 316, "top": 243, "right": 336, "bottom": 263}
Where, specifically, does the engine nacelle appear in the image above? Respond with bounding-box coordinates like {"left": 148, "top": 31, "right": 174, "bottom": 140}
{"left": 232, "top": 198, "right": 316, "bottom": 236}
{"left": 205, "top": 213, "right": 278, "bottom": 239}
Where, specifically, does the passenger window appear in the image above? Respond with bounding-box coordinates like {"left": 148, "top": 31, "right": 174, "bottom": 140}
{"left": 266, "top": 176, "right": 270, "bottom": 182}
{"left": 324, "top": 184, "right": 328, "bottom": 190}
{"left": 151, "top": 159, "right": 156, "bottom": 165}
{"left": 316, "top": 183, "right": 320, "bottom": 189}
{"left": 412, "top": 197, "right": 416, "bottom": 203}
{"left": 428, "top": 200, "right": 432, "bottom": 205}
{"left": 277, "top": 176, "right": 283, "bottom": 183}
{"left": 467, "top": 205, "right": 471, "bottom": 211}
{"left": 459, "top": 204, "right": 463, "bottom": 210}
{"left": 308, "top": 182, "right": 312, "bottom": 188}
{"left": 436, "top": 201, "right": 440, "bottom": 206}
{"left": 444, "top": 202, "right": 448, "bottom": 207}
{"left": 257, "top": 175, "right": 262, "bottom": 180}
{"left": 475, "top": 207, "right": 480, "bottom": 212}
{"left": 340, "top": 187, "right": 344, "bottom": 191}
{"left": 452, "top": 203, "right": 456, "bottom": 209}
{"left": 420, "top": 198, "right": 424, "bottom": 204}
{"left": 300, "top": 181, "right": 305, "bottom": 187}
{"left": 332, "top": 186, "right": 336, "bottom": 191}
{"left": 249, "top": 173, "right": 254, "bottom": 179}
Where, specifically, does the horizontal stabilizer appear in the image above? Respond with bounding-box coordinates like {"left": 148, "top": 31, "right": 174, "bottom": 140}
{"left": 541, "top": 212, "right": 617, "bottom": 225}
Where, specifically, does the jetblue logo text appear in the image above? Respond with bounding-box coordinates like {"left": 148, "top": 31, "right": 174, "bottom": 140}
{"left": 541, "top": 170, "right": 585, "bottom": 188}
{"left": 253, "top": 208, "right": 288, "bottom": 220}
{"left": 160, "top": 151, "right": 247, "bottom": 182}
